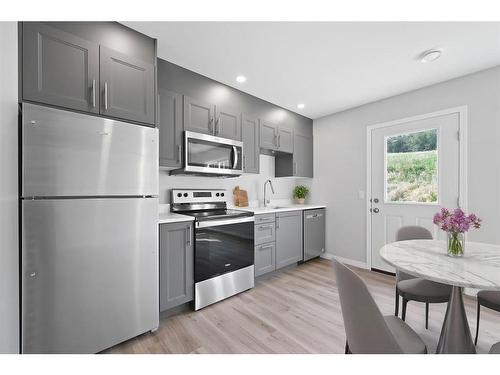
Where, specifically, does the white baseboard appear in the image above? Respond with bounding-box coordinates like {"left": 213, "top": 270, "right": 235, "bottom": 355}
{"left": 321, "top": 253, "right": 369, "bottom": 270}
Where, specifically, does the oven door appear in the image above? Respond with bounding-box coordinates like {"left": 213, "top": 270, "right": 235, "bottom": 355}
{"left": 194, "top": 216, "right": 254, "bottom": 283}
{"left": 184, "top": 131, "right": 243, "bottom": 175}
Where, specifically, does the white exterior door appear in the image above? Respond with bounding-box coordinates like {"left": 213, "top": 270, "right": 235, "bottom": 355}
{"left": 370, "top": 112, "right": 460, "bottom": 272}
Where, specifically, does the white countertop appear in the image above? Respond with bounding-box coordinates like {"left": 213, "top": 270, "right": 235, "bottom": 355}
{"left": 236, "top": 204, "right": 326, "bottom": 214}
{"left": 157, "top": 201, "right": 326, "bottom": 224}
{"left": 158, "top": 204, "right": 194, "bottom": 224}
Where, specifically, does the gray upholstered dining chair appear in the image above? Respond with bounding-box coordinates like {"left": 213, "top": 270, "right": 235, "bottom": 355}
{"left": 333, "top": 259, "right": 427, "bottom": 354}
{"left": 395, "top": 226, "right": 452, "bottom": 328}
{"left": 490, "top": 342, "right": 500, "bottom": 354}
{"left": 474, "top": 291, "right": 500, "bottom": 345}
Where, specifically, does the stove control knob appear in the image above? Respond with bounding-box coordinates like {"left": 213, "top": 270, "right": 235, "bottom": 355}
{"left": 183, "top": 193, "right": 188, "bottom": 197}
{"left": 177, "top": 193, "right": 182, "bottom": 197}
{"left": 216, "top": 193, "right": 220, "bottom": 197}
{"left": 221, "top": 193, "right": 225, "bottom": 197}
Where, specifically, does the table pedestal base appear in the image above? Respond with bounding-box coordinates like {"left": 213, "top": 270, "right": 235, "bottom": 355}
{"left": 436, "top": 286, "right": 476, "bottom": 354}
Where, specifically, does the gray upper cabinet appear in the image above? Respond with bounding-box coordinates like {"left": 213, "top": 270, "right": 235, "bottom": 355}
{"left": 21, "top": 22, "right": 156, "bottom": 126}
{"left": 277, "top": 126, "right": 293, "bottom": 153}
{"left": 241, "top": 114, "right": 259, "bottom": 173}
{"left": 100, "top": 46, "right": 155, "bottom": 126}
{"left": 22, "top": 22, "right": 100, "bottom": 114}
{"left": 159, "top": 221, "right": 194, "bottom": 312}
{"left": 215, "top": 106, "right": 241, "bottom": 140}
{"left": 260, "top": 120, "right": 277, "bottom": 150}
{"left": 159, "top": 89, "right": 183, "bottom": 168}
{"left": 183, "top": 96, "right": 214, "bottom": 135}
{"left": 275, "top": 211, "right": 303, "bottom": 269}
{"left": 293, "top": 133, "right": 313, "bottom": 177}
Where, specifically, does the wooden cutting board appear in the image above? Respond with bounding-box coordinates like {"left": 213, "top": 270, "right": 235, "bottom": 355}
{"left": 233, "top": 186, "right": 248, "bottom": 207}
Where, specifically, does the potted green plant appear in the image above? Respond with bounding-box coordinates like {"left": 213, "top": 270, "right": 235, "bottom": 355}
{"left": 293, "top": 185, "right": 309, "bottom": 204}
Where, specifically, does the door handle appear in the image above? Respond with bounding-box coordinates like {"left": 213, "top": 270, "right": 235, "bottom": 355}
{"left": 373, "top": 198, "right": 379, "bottom": 203}
{"left": 276, "top": 217, "right": 279, "bottom": 229}
{"left": 232, "top": 146, "right": 238, "bottom": 169}
{"left": 373, "top": 208, "right": 380, "bottom": 213}
{"left": 178, "top": 145, "right": 182, "bottom": 162}
{"left": 258, "top": 224, "right": 274, "bottom": 230}
{"left": 91, "top": 79, "right": 96, "bottom": 108}
{"left": 216, "top": 117, "right": 221, "bottom": 135}
{"left": 259, "top": 245, "right": 273, "bottom": 250}
{"left": 104, "top": 82, "right": 108, "bottom": 110}
{"left": 293, "top": 162, "right": 297, "bottom": 175}
{"left": 243, "top": 155, "right": 246, "bottom": 169}
{"left": 278, "top": 133, "right": 281, "bottom": 148}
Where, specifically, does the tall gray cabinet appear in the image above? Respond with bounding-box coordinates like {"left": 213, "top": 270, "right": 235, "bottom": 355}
{"left": 241, "top": 114, "right": 259, "bottom": 174}
{"left": 21, "top": 22, "right": 156, "bottom": 126}
{"left": 159, "top": 89, "right": 183, "bottom": 168}
{"left": 159, "top": 222, "right": 194, "bottom": 312}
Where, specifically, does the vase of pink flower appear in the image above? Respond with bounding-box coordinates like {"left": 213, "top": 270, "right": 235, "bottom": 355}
{"left": 433, "top": 207, "right": 481, "bottom": 257}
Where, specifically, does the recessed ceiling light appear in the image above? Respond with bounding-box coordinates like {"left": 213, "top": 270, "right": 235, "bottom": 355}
{"left": 297, "top": 103, "right": 305, "bottom": 109}
{"left": 236, "top": 75, "right": 247, "bottom": 83}
{"left": 420, "top": 49, "right": 443, "bottom": 63}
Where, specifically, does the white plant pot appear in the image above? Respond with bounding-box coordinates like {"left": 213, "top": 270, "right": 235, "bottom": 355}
{"left": 294, "top": 198, "right": 305, "bottom": 204}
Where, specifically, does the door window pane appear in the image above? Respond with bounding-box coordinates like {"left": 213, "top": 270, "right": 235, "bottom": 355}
{"left": 386, "top": 129, "right": 438, "bottom": 203}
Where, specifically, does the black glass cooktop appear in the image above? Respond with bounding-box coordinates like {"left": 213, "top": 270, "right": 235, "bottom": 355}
{"left": 183, "top": 209, "right": 253, "bottom": 221}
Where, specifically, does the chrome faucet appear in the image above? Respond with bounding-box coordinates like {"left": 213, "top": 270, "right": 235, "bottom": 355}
{"left": 263, "top": 179, "right": 275, "bottom": 207}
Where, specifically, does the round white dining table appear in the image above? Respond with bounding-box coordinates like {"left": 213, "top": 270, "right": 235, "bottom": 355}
{"left": 380, "top": 239, "right": 500, "bottom": 354}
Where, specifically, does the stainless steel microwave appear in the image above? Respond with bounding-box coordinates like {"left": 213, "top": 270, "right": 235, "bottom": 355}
{"left": 170, "top": 131, "right": 243, "bottom": 177}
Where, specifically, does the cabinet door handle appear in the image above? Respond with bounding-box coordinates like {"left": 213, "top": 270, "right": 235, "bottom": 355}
{"left": 278, "top": 133, "right": 281, "bottom": 148}
{"left": 209, "top": 117, "right": 214, "bottom": 134}
{"left": 216, "top": 117, "right": 221, "bottom": 135}
{"left": 243, "top": 155, "right": 246, "bottom": 169}
{"left": 258, "top": 224, "right": 273, "bottom": 230}
{"left": 293, "top": 162, "right": 297, "bottom": 175}
{"left": 91, "top": 79, "right": 96, "bottom": 108}
{"left": 260, "top": 245, "right": 273, "bottom": 250}
{"left": 104, "top": 82, "right": 108, "bottom": 110}
{"left": 276, "top": 217, "right": 279, "bottom": 229}
{"left": 187, "top": 226, "right": 191, "bottom": 246}
{"left": 178, "top": 145, "right": 182, "bottom": 162}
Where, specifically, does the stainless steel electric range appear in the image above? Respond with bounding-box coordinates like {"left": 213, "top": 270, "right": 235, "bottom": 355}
{"left": 171, "top": 189, "right": 255, "bottom": 310}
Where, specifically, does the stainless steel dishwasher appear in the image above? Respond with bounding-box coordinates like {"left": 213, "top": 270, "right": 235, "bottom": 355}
{"left": 303, "top": 208, "right": 326, "bottom": 261}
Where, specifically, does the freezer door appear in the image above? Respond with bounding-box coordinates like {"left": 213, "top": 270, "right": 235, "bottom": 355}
{"left": 22, "top": 198, "right": 159, "bottom": 353}
{"left": 22, "top": 103, "right": 158, "bottom": 197}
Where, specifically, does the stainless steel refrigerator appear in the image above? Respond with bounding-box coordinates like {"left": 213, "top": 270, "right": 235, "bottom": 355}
{"left": 21, "top": 103, "right": 159, "bottom": 353}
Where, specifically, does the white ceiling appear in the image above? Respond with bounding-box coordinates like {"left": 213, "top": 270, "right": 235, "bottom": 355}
{"left": 125, "top": 22, "right": 500, "bottom": 119}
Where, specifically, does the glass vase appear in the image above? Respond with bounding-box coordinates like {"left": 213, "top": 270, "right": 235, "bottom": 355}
{"left": 447, "top": 232, "right": 465, "bottom": 257}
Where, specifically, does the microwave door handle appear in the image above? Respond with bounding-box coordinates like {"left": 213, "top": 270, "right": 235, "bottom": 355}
{"left": 232, "top": 146, "right": 238, "bottom": 169}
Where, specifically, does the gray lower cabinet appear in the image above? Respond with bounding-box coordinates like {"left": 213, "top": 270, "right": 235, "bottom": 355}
{"left": 293, "top": 133, "right": 313, "bottom": 177}
{"left": 255, "top": 221, "right": 275, "bottom": 245}
{"left": 277, "top": 127, "right": 294, "bottom": 153}
{"left": 255, "top": 243, "right": 276, "bottom": 277}
{"left": 159, "top": 221, "right": 194, "bottom": 312}
{"left": 100, "top": 46, "right": 155, "bottom": 126}
{"left": 183, "top": 96, "right": 214, "bottom": 135}
{"left": 215, "top": 106, "right": 241, "bottom": 140}
{"left": 22, "top": 22, "right": 100, "bottom": 114}
{"left": 159, "top": 89, "right": 183, "bottom": 168}
{"left": 276, "top": 211, "right": 303, "bottom": 269}
{"left": 241, "top": 114, "right": 259, "bottom": 173}
{"left": 260, "top": 120, "right": 277, "bottom": 150}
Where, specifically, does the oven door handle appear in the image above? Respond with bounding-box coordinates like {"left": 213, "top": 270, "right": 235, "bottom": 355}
{"left": 196, "top": 216, "right": 254, "bottom": 228}
{"left": 232, "top": 146, "right": 238, "bottom": 169}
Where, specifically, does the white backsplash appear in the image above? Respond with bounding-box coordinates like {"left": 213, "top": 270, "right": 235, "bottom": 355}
{"left": 159, "top": 154, "right": 312, "bottom": 205}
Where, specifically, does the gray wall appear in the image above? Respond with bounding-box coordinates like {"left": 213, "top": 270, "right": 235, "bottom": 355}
{"left": 0, "top": 22, "right": 19, "bottom": 353}
{"left": 313, "top": 65, "right": 500, "bottom": 264}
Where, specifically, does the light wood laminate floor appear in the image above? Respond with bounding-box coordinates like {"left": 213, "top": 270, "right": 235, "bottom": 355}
{"left": 104, "top": 258, "right": 500, "bottom": 354}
